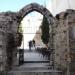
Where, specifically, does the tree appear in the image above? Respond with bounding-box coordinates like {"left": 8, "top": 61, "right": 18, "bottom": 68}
{"left": 17, "top": 23, "right": 23, "bottom": 46}
{"left": 18, "top": 23, "right": 23, "bottom": 33}
{"left": 41, "top": 16, "right": 49, "bottom": 45}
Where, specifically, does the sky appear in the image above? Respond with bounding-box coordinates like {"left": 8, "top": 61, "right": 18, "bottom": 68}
{"left": 51, "top": 0, "right": 75, "bottom": 16}
{"left": 0, "top": 0, "right": 49, "bottom": 12}
{"left": 0, "top": 0, "right": 75, "bottom": 15}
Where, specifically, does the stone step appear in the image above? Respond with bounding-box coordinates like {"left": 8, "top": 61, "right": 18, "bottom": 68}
{"left": 12, "top": 66, "right": 52, "bottom": 71}
{"left": 20, "top": 62, "right": 50, "bottom": 66}
{"left": 12, "top": 62, "right": 52, "bottom": 71}
{"left": 8, "top": 70, "right": 62, "bottom": 75}
{"left": 24, "top": 60, "right": 49, "bottom": 63}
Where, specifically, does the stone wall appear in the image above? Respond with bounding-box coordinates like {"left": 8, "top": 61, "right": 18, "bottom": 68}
{"left": 2, "top": 3, "right": 75, "bottom": 75}
{"left": 0, "top": 12, "right": 19, "bottom": 71}
{"left": 53, "top": 9, "right": 75, "bottom": 75}
{"left": 67, "top": 10, "right": 75, "bottom": 74}
{"left": 0, "top": 29, "right": 7, "bottom": 71}
{"left": 0, "top": 3, "right": 54, "bottom": 72}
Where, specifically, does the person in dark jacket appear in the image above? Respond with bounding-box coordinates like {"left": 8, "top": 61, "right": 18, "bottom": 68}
{"left": 29, "top": 40, "right": 32, "bottom": 51}
{"left": 32, "top": 39, "right": 36, "bottom": 50}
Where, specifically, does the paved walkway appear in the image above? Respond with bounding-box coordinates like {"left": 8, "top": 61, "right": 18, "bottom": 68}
{"left": 24, "top": 49, "right": 49, "bottom": 62}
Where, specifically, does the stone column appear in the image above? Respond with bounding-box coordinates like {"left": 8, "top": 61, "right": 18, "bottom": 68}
{"left": 0, "top": 29, "right": 7, "bottom": 71}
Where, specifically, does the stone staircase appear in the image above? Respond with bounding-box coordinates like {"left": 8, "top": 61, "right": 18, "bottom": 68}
{"left": 7, "top": 49, "right": 62, "bottom": 75}
{"left": 8, "top": 71, "right": 62, "bottom": 75}
{"left": 7, "top": 63, "right": 62, "bottom": 75}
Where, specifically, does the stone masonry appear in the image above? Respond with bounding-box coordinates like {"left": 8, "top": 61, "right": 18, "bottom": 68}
{"left": 0, "top": 29, "right": 7, "bottom": 71}
{"left": 53, "top": 9, "right": 75, "bottom": 75}
{"left": 0, "top": 3, "right": 75, "bottom": 75}
{"left": 0, "top": 12, "right": 19, "bottom": 71}
{"left": 0, "top": 3, "right": 54, "bottom": 72}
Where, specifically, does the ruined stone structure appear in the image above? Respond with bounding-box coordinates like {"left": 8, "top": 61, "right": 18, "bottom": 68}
{"left": 53, "top": 9, "right": 75, "bottom": 75}
{"left": 0, "top": 2, "right": 75, "bottom": 75}
{"left": 0, "top": 12, "right": 18, "bottom": 71}
{"left": 0, "top": 3, "right": 54, "bottom": 71}
{"left": 0, "top": 29, "right": 7, "bottom": 71}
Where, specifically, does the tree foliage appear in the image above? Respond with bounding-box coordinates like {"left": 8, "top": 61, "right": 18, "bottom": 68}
{"left": 18, "top": 23, "right": 23, "bottom": 33}
{"left": 41, "top": 16, "right": 49, "bottom": 45}
{"left": 17, "top": 23, "right": 23, "bottom": 46}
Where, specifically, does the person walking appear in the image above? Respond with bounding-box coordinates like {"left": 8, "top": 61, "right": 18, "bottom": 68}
{"left": 32, "top": 39, "right": 36, "bottom": 50}
{"left": 29, "top": 40, "right": 32, "bottom": 51}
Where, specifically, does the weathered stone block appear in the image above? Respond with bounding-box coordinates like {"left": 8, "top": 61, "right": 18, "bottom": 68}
{"left": 53, "top": 9, "right": 75, "bottom": 75}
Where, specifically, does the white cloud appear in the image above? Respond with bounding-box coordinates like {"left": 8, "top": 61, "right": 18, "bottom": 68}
{"left": 47, "top": 0, "right": 75, "bottom": 16}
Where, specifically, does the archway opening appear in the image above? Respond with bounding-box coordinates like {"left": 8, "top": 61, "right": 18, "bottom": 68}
{"left": 16, "top": 3, "right": 54, "bottom": 66}
{"left": 20, "top": 11, "right": 44, "bottom": 50}
{"left": 17, "top": 11, "right": 51, "bottom": 63}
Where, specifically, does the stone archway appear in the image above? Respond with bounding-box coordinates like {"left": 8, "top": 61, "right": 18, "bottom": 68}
{"left": 0, "top": 3, "right": 55, "bottom": 71}
{"left": 17, "top": 3, "right": 53, "bottom": 24}
{"left": 14, "top": 2, "right": 54, "bottom": 68}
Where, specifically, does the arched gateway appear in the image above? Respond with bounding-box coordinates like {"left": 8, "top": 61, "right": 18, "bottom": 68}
{"left": 0, "top": 3, "right": 54, "bottom": 71}
{"left": 17, "top": 3, "right": 53, "bottom": 24}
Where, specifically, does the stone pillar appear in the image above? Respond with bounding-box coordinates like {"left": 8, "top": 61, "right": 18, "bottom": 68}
{"left": 6, "top": 33, "right": 18, "bottom": 69}
{"left": 54, "top": 9, "right": 75, "bottom": 75}
{"left": 0, "top": 29, "right": 7, "bottom": 71}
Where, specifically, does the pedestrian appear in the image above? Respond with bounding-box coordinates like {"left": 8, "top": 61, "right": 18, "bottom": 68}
{"left": 29, "top": 40, "right": 32, "bottom": 51}
{"left": 32, "top": 39, "right": 36, "bottom": 50}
